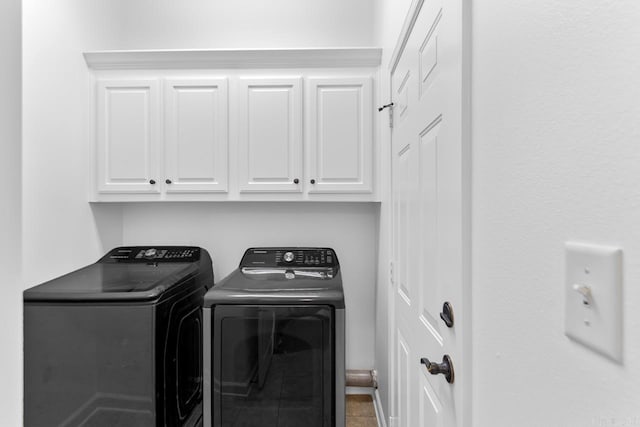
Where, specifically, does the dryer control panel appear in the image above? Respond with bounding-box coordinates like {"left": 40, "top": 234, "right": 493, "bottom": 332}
{"left": 100, "top": 246, "right": 202, "bottom": 263}
{"left": 241, "top": 248, "right": 338, "bottom": 268}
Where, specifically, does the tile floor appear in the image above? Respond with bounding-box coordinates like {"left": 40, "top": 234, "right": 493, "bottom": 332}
{"left": 346, "top": 394, "right": 378, "bottom": 427}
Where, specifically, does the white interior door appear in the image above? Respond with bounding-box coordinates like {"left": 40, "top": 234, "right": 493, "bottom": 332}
{"left": 390, "top": 0, "right": 470, "bottom": 426}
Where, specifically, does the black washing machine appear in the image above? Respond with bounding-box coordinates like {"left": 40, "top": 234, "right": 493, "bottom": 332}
{"left": 23, "top": 246, "right": 214, "bottom": 427}
{"left": 202, "top": 247, "right": 345, "bottom": 427}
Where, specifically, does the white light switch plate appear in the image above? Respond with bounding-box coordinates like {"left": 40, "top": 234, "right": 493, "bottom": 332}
{"left": 565, "top": 242, "right": 623, "bottom": 362}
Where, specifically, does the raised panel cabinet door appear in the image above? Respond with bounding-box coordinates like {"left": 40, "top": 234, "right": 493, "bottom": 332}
{"left": 307, "top": 77, "right": 373, "bottom": 193}
{"left": 164, "top": 78, "right": 229, "bottom": 193}
{"left": 238, "top": 77, "right": 303, "bottom": 193}
{"left": 95, "top": 79, "right": 160, "bottom": 194}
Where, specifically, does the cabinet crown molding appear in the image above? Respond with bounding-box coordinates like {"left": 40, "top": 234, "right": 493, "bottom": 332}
{"left": 83, "top": 48, "right": 382, "bottom": 70}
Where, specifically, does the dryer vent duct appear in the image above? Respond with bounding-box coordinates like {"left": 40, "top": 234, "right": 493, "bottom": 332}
{"left": 346, "top": 369, "right": 377, "bottom": 388}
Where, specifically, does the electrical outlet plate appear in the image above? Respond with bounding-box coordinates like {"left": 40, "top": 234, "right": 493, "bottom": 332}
{"left": 564, "top": 242, "right": 623, "bottom": 362}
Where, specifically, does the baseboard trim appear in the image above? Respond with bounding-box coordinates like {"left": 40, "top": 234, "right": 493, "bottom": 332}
{"left": 373, "top": 389, "right": 387, "bottom": 427}
{"left": 346, "top": 386, "right": 374, "bottom": 395}
{"left": 346, "top": 369, "right": 376, "bottom": 387}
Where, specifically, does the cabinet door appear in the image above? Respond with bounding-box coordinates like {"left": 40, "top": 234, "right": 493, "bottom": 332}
{"left": 164, "top": 78, "right": 229, "bottom": 193}
{"left": 238, "top": 77, "right": 303, "bottom": 193}
{"left": 307, "top": 77, "right": 373, "bottom": 193}
{"left": 95, "top": 79, "right": 160, "bottom": 194}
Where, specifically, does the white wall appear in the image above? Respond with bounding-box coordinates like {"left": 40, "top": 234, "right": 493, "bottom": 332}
{"left": 472, "top": 1, "right": 640, "bottom": 425}
{"left": 0, "top": 0, "right": 22, "bottom": 423}
{"left": 22, "top": 0, "right": 125, "bottom": 286}
{"left": 122, "top": 202, "right": 378, "bottom": 369}
{"left": 108, "top": 0, "right": 375, "bottom": 49}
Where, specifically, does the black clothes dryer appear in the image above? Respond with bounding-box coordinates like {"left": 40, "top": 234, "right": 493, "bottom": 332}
{"left": 23, "top": 246, "right": 214, "bottom": 427}
{"left": 203, "top": 247, "right": 345, "bottom": 427}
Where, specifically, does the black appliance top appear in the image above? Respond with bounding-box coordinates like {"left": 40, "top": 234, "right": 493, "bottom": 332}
{"left": 100, "top": 246, "right": 203, "bottom": 263}
{"left": 204, "top": 247, "right": 344, "bottom": 308}
{"left": 24, "top": 246, "right": 213, "bottom": 303}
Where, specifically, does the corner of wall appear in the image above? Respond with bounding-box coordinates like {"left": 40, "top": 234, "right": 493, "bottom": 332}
{"left": 0, "top": 0, "right": 22, "bottom": 423}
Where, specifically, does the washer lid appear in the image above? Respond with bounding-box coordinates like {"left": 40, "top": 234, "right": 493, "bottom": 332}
{"left": 205, "top": 247, "right": 344, "bottom": 308}
{"left": 204, "top": 268, "right": 344, "bottom": 308}
{"left": 241, "top": 267, "right": 335, "bottom": 281}
{"left": 23, "top": 262, "right": 197, "bottom": 303}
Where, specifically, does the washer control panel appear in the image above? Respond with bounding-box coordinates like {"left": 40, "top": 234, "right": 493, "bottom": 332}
{"left": 101, "top": 246, "right": 201, "bottom": 263}
{"left": 241, "top": 247, "right": 338, "bottom": 268}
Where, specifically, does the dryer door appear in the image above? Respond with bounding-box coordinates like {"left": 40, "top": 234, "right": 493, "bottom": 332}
{"left": 212, "top": 305, "right": 334, "bottom": 427}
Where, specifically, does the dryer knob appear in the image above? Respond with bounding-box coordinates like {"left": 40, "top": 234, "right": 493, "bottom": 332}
{"left": 283, "top": 251, "right": 295, "bottom": 263}
{"left": 144, "top": 248, "right": 157, "bottom": 259}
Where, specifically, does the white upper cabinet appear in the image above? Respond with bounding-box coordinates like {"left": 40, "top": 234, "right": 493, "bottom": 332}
{"left": 86, "top": 49, "right": 382, "bottom": 202}
{"left": 307, "top": 77, "right": 373, "bottom": 193}
{"left": 95, "top": 79, "right": 161, "bottom": 194}
{"left": 238, "top": 77, "right": 303, "bottom": 193}
{"left": 93, "top": 77, "right": 228, "bottom": 200}
{"left": 164, "top": 78, "right": 228, "bottom": 194}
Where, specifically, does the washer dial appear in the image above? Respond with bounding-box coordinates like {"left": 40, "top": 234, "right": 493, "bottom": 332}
{"left": 144, "top": 248, "right": 157, "bottom": 259}
{"left": 283, "top": 251, "right": 295, "bottom": 263}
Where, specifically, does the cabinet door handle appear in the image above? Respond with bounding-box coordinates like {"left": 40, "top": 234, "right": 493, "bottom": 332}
{"left": 293, "top": 178, "right": 299, "bottom": 184}
{"left": 149, "top": 179, "right": 156, "bottom": 185}
{"left": 310, "top": 179, "right": 316, "bottom": 184}
{"left": 165, "top": 179, "right": 172, "bottom": 184}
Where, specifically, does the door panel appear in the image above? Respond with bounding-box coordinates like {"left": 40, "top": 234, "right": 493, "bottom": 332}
{"left": 396, "top": 143, "right": 413, "bottom": 306}
{"left": 238, "top": 77, "right": 302, "bottom": 193}
{"left": 396, "top": 331, "right": 413, "bottom": 427}
{"left": 164, "top": 78, "right": 228, "bottom": 193}
{"left": 419, "top": 369, "right": 443, "bottom": 427}
{"left": 419, "top": 9, "right": 442, "bottom": 98}
{"left": 391, "top": 0, "right": 469, "bottom": 426}
{"left": 394, "top": 69, "right": 411, "bottom": 126}
{"left": 96, "top": 79, "right": 160, "bottom": 194}
{"left": 418, "top": 118, "right": 443, "bottom": 342}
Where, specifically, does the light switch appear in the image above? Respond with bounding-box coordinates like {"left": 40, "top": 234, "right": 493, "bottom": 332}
{"left": 564, "top": 242, "right": 623, "bottom": 362}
